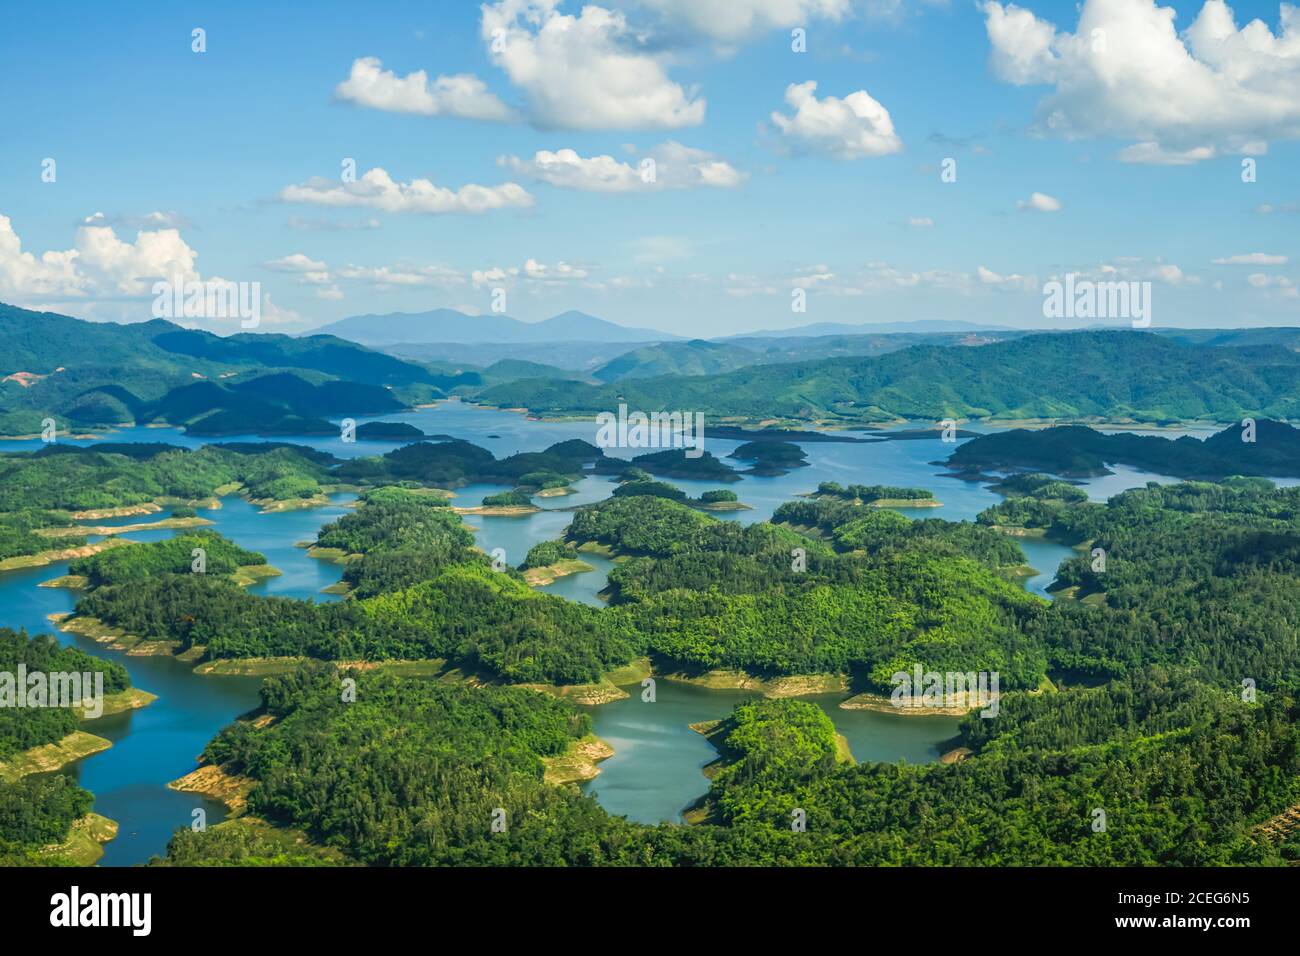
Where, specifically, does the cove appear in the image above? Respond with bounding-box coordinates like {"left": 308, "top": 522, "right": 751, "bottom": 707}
{"left": 579, "top": 681, "right": 961, "bottom": 824}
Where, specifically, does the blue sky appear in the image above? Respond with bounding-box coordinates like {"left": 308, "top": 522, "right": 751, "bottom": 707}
{"left": 1, "top": 0, "right": 1298, "bottom": 337}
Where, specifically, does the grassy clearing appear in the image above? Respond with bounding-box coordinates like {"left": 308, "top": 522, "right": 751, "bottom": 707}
{"left": 663, "top": 669, "right": 849, "bottom": 699}
{"left": 168, "top": 764, "right": 255, "bottom": 812}
{"left": 251, "top": 494, "right": 331, "bottom": 514}
{"left": 53, "top": 614, "right": 181, "bottom": 656}
{"left": 39, "top": 574, "right": 89, "bottom": 589}
{"left": 193, "top": 657, "right": 308, "bottom": 677}
{"left": 39, "top": 813, "right": 118, "bottom": 866}
{"left": 840, "top": 690, "right": 998, "bottom": 717}
{"left": 39, "top": 516, "right": 213, "bottom": 537}
{"left": 231, "top": 563, "right": 283, "bottom": 587}
{"left": 542, "top": 734, "right": 615, "bottom": 785}
{"left": 452, "top": 504, "right": 540, "bottom": 516}
{"left": 75, "top": 686, "right": 158, "bottom": 719}
{"left": 0, "top": 731, "right": 112, "bottom": 782}
{"left": 522, "top": 558, "right": 593, "bottom": 586}
{"left": 0, "top": 539, "right": 129, "bottom": 573}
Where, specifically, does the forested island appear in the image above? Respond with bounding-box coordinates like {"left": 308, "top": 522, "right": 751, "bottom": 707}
{"left": 947, "top": 419, "right": 1300, "bottom": 479}
{"left": 6, "top": 306, "right": 1300, "bottom": 871}
{"left": 78, "top": 468, "right": 1296, "bottom": 867}
{"left": 0, "top": 629, "right": 147, "bottom": 865}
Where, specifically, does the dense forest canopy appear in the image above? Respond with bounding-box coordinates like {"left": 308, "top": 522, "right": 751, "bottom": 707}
{"left": 477, "top": 331, "right": 1300, "bottom": 425}
{"left": 948, "top": 420, "right": 1300, "bottom": 479}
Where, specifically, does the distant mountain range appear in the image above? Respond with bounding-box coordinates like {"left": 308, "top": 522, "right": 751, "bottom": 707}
{"left": 314, "top": 309, "right": 682, "bottom": 346}
{"left": 718, "top": 319, "right": 1014, "bottom": 339}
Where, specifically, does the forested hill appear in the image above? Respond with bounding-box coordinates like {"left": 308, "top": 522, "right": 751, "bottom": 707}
{"left": 476, "top": 331, "right": 1300, "bottom": 425}
{"left": 947, "top": 420, "right": 1300, "bottom": 479}
{"left": 0, "top": 303, "right": 445, "bottom": 436}
{"left": 0, "top": 304, "right": 433, "bottom": 386}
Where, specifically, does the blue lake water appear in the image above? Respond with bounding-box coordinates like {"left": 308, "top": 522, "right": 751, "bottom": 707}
{"left": 0, "top": 401, "right": 1218, "bottom": 860}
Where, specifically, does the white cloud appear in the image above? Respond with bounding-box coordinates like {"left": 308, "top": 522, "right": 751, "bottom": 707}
{"left": 1017, "top": 191, "right": 1062, "bottom": 212}
{"left": 627, "top": 0, "right": 851, "bottom": 41}
{"left": 906, "top": 216, "right": 935, "bottom": 227}
{"left": 723, "top": 260, "right": 1032, "bottom": 298}
{"left": 82, "top": 210, "right": 191, "bottom": 230}
{"left": 981, "top": 0, "right": 1300, "bottom": 162}
{"left": 278, "top": 166, "right": 534, "bottom": 215}
{"left": 473, "top": 258, "right": 590, "bottom": 287}
{"left": 258, "top": 296, "right": 306, "bottom": 328}
{"left": 1246, "top": 272, "right": 1298, "bottom": 296}
{"left": 1212, "top": 252, "right": 1288, "bottom": 264}
{"left": 1065, "top": 257, "right": 1197, "bottom": 286}
{"left": 481, "top": 0, "right": 705, "bottom": 130}
{"left": 334, "top": 57, "right": 517, "bottom": 122}
{"left": 768, "top": 80, "right": 903, "bottom": 158}
{"left": 0, "top": 214, "right": 199, "bottom": 301}
{"left": 1117, "top": 142, "right": 1217, "bottom": 164}
{"left": 978, "top": 264, "right": 1037, "bottom": 290}
{"left": 499, "top": 141, "right": 743, "bottom": 191}
{"left": 335, "top": 263, "right": 466, "bottom": 288}
{"left": 264, "top": 253, "right": 328, "bottom": 273}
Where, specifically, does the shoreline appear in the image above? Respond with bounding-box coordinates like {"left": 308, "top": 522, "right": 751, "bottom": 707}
{"left": 522, "top": 558, "right": 593, "bottom": 586}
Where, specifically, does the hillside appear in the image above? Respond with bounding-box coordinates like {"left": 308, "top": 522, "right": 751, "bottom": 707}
{"left": 477, "top": 330, "right": 1300, "bottom": 425}
{"left": 0, "top": 302, "right": 439, "bottom": 436}
{"left": 592, "top": 339, "right": 758, "bottom": 382}
{"left": 946, "top": 419, "right": 1300, "bottom": 479}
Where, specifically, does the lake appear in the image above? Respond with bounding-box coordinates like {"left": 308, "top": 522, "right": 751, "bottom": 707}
{"left": 0, "top": 401, "right": 1203, "bottom": 862}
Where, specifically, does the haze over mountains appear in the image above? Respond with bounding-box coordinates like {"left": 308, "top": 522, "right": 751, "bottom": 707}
{"left": 314, "top": 308, "right": 1024, "bottom": 349}
{"left": 315, "top": 308, "right": 683, "bottom": 346}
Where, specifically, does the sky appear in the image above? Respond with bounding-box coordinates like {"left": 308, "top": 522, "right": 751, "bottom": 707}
{"left": 1, "top": 0, "right": 1298, "bottom": 338}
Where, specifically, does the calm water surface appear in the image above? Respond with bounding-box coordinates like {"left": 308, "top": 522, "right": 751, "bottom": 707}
{"left": 0, "top": 402, "right": 1217, "bottom": 859}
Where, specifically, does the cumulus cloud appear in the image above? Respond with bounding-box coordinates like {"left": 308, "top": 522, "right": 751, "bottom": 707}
{"left": 499, "top": 141, "right": 743, "bottom": 191}
{"left": 1017, "top": 191, "right": 1062, "bottom": 212}
{"left": 981, "top": 0, "right": 1300, "bottom": 161}
{"left": 264, "top": 253, "right": 328, "bottom": 273}
{"left": 768, "top": 80, "right": 903, "bottom": 158}
{"left": 627, "top": 0, "right": 851, "bottom": 41}
{"left": 334, "top": 57, "right": 517, "bottom": 121}
{"left": 481, "top": 0, "right": 705, "bottom": 130}
{"left": 0, "top": 214, "right": 308, "bottom": 330}
{"left": 335, "top": 263, "right": 466, "bottom": 288}
{"left": 278, "top": 166, "right": 534, "bottom": 215}
{"left": 0, "top": 214, "right": 198, "bottom": 301}
{"left": 1212, "top": 252, "right": 1288, "bottom": 264}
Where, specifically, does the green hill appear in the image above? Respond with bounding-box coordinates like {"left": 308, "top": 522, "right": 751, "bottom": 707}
{"left": 0, "top": 302, "right": 438, "bottom": 436}
{"left": 592, "top": 340, "right": 758, "bottom": 382}
{"left": 478, "top": 330, "right": 1300, "bottom": 425}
